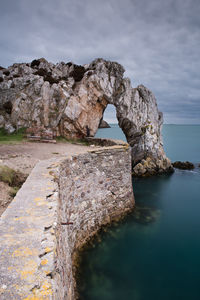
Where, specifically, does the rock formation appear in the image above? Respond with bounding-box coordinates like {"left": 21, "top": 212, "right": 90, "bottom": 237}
{"left": 98, "top": 119, "right": 110, "bottom": 128}
{"left": 0, "top": 58, "right": 173, "bottom": 176}
{"left": 173, "top": 161, "right": 194, "bottom": 170}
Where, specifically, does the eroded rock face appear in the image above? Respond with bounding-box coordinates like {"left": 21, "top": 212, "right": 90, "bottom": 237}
{"left": 114, "top": 82, "right": 173, "bottom": 176}
{"left": 0, "top": 57, "right": 173, "bottom": 175}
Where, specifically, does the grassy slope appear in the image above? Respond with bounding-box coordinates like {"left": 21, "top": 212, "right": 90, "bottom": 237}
{"left": 0, "top": 128, "right": 89, "bottom": 145}
{"left": 0, "top": 128, "right": 27, "bottom": 144}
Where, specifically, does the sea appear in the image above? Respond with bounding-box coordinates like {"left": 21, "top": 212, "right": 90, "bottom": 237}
{"left": 78, "top": 124, "right": 200, "bottom": 300}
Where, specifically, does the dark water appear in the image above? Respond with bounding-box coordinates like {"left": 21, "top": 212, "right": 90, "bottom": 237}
{"left": 78, "top": 125, "right": 200, "bottom": 300}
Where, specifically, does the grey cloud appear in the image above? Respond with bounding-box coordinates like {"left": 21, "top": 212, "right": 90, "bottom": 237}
{"left": 0, "top": 0, "right": 200, "bottom": 123}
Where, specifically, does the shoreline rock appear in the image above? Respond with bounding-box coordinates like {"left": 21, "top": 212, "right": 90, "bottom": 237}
{"left": 172, "top": 161, "right": 194, "bottom": 170}
{"left": 132, "top": 156, "right": 174, "bottom": 177}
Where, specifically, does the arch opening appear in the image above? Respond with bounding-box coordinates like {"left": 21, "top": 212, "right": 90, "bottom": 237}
{"left": 95, "top": 104, "right": 127, "bottom": 142}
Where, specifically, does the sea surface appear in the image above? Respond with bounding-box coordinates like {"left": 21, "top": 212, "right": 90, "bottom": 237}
{"left": 78, "top": 125, "right": 200, "bottom": 300}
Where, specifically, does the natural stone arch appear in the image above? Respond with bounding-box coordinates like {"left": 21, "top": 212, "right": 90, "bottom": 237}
{"left": 58, "top": 58, "right": 172, "bottom": 175}
{"left": 0, "top": 58, "right": 173, "bottom": 176}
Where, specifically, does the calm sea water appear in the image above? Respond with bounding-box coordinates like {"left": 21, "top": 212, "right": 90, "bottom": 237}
{"left": 78, "top": 125, "right": 200, "bottom": 300}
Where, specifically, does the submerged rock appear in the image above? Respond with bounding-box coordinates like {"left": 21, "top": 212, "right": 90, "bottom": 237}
{"left": 98, "top": 119, "right": 110, "bottom": 128}
{"left": 0, "top": 57, "right": 173, "bottom": 175}
{"left": 132, "top": 205, "right": 161, "bottom": 224}
{"left": 172, "top": 161, "right": 194, "bottom": 170}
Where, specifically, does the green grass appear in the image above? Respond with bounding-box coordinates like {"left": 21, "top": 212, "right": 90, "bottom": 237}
{"left": 9, "top": 186, "right": 20, "bottom": 198}
{"left": 0, "top": 165, "right": 27, "bottom": 199}
{"left": 0, "top": 128, "right": 27, "bottom": 144}
{"left": 56, "top": 136, "right": 89, "bottom": 146}
{"left": 0, "top": 127, "right": 89, "bottom": 145}
{"left": 0, "top": 165, "right": 27, "bottom": 187}
{"left": 0, "top": 165, "right": 27, "bottom": 188}
{"left": 0, "top": 165, "right": 16, "bottom": 185}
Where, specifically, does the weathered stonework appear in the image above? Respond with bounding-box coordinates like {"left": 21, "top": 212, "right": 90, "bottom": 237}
{"left": 0, "top": 58, "right": 173, "bottom": 176}
{"left": 0, "top": 140, "right": 134, "bottom": 299}
{"left": 55, "top": 145, "right": 134, "bottom": 300}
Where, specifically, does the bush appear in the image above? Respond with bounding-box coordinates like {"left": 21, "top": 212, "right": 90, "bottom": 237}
{"left": 0, "top": 165, "right": 27, "bottom": 187}
{"left": 3, "top": 101, "right": 13, "bottom": 114}
{"left": 9, "top": 186, "right": 19, "bottom": 198}
{"left": 69, "top": 64, "right": 85, "bottom": 82}
{"left": 35, "top": 68, "right": 59, "bottom": 84}
{"left": 3, "top": 70, "right": 10, "bottom": 76}
{"left": 31, "top": 59, "right": 40, "bottom": 68}
{"left": 35, "top": 68, "right": 48, "bottom": 77}
{"left": 66, "top": 62, "right": 72, "bottom": 67}
{"left": 0, "top": 165, "right": 16, "bottom": 185}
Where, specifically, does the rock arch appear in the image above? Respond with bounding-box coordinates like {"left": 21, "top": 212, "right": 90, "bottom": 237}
{"left": 0, "top": 58, "right": 173, "bottom": 175}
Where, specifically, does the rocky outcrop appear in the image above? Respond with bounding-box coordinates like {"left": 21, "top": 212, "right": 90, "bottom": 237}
{"left": 98, "top": 119, "right": 110, "bottom": 128}
{"left": 0, "top": 58, "right": 173, "bottom": 175}
{"left": 173, "top": 161, "right": 194, "bottom": 170}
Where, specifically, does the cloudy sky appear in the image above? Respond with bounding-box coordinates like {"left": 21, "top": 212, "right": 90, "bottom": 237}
{"left": 1, "top": 0, "right": 200, "bottom": 124}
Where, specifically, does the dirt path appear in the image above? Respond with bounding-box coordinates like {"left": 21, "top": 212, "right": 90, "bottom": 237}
{"left": 0, "top": 141, "right": 94, "bottom": 216}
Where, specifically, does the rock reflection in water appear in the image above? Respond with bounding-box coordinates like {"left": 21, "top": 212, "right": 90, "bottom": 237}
{"left": 132, "top": 204, "right": 161, "bottom": 224}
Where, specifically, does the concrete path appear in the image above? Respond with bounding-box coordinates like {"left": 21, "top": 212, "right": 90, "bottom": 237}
{"left": 0, "top": 157, "right": 62, "bottom": 299}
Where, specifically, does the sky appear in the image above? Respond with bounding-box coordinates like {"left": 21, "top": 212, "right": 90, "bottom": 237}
{"left": 0, "top": 0, "right": 200, "bottom": 124}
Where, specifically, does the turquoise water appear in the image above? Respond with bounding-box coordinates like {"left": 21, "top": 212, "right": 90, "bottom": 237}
{"left": 78, "top": 125, "right": 200, "bottom": 300}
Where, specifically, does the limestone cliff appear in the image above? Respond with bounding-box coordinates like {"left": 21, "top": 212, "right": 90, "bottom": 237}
{"left": 0, "top": 58, "right": 173, "bottom": 176}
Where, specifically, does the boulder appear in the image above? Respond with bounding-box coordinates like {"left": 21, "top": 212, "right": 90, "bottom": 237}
{"left": 172, "top": 161, "right": 194, "bottom": 170}
{"left": 132, "top": 156, "right": 174, "bottom": 177}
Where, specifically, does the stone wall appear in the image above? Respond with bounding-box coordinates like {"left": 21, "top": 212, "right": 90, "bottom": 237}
{"left": 0, "top": 141, "right": 134, "bottom": 299}
{"left": 55, "top": 145, "right": 134, "bottom": 299}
